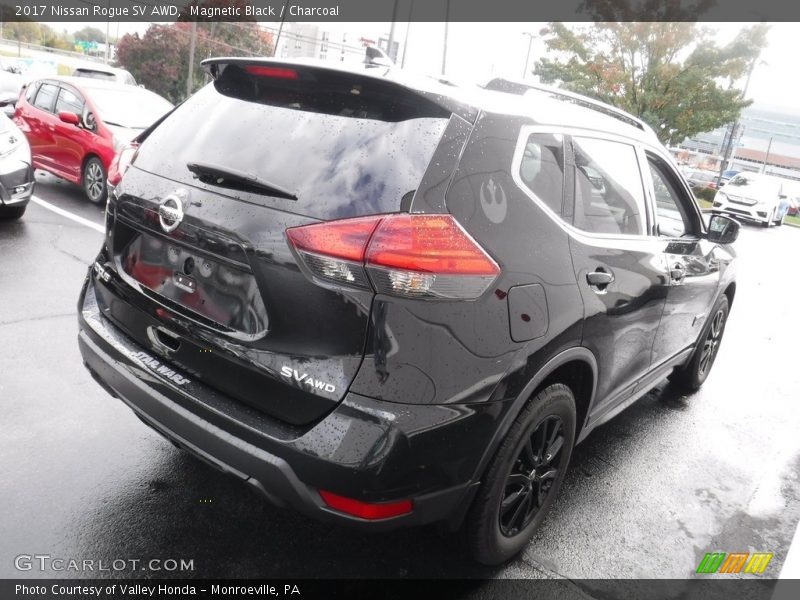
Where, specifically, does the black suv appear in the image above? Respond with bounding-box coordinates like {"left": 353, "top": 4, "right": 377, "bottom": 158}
{"left": 78, "top": 59, "right": 739, "bottom": 564}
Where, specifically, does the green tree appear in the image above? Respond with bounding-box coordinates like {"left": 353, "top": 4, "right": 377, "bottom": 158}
{"left": 533, "top": 22, "right": 769, "bottom": 144}
{"left": 3, "top": 21, "right": 43, "bottom": 44}
{"left": 115, "top": 22, "right": 273, "bottom": 104}
{"left": 73, "top": 26, "right": 106, "bottom": 44}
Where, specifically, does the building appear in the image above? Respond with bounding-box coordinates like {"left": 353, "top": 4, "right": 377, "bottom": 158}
{"left": 677, "top": 104, "right": 800, "bottom": 180}
{"left": 276, "top": 23, "right": 401, "bottom": 65}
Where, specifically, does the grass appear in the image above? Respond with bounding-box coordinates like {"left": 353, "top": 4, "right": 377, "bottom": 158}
{"left": 785, "top": 214, "right": 800, "bottom": 227}
{"left": 696, "top": 198, "right": 714, "bottom": 210}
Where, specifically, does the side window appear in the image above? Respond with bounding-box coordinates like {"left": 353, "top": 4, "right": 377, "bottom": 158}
{"left": 648, "top": 159, "right": 693, "bottom": 238}
{"left": 518, "top": 133, "right": 566, "bottom": 215}
{"left": 32, "top": 83, "right": 58, "bottom": 113}
{"left": 55, "top": 87, "right": 85, "bottom": 116}
{"left": 24, "top": 82, "right": 38, "bottom": 103}
{"left": 572, "top": 137, "right": 646, "bottom": 236}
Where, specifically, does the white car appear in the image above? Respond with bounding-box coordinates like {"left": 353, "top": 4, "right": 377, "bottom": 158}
{"left": 72, "top": 66, "right": 137, "bottom": 86}
{"left": 0, "top": 111, "right": 34, "bottom": 219}
{"left": 712, "top": 172, "right": 791, "bottom": 227}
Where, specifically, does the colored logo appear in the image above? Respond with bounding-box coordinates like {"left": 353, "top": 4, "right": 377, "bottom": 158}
{"left": 696, "top": 552, "right": 773, "bottom": 575}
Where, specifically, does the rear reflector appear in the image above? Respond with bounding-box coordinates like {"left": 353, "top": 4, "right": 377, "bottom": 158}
{"left": 285, "top": 214, "right": 500, "bottom": 299}
{"left": 244, "top": 65, "right": 299, "bottom": 79}
{"left": 319, "top": 490, "right": 413, "bottom": 520}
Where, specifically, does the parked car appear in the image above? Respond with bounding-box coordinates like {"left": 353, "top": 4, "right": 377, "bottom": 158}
{"left": 77, "top": 59, "right": 739, "bottom": 565}
{"left": 683, "top": 168, "right": 719, "bottom": 191}
{"left": 787, "top": 196, "right": 799, "bottom": 217}
{"left": 72, "top": 65, "right": 137, "bottom": 86}
{"left": 10, "top": 76, "right": 172, "bottom": 203}
{"left": 719, "top": 169, "right": 740, "bottom": 187}
{"left": 712, "top": 171, "right": 791, "bottom": 227}
{"left": 0, "top": 112, "right": 34, "bottom": 219}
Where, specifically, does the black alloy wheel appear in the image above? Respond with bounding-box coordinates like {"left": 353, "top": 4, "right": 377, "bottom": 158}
{"left": 499, "top": 416, "right": 565, "bottom": 537}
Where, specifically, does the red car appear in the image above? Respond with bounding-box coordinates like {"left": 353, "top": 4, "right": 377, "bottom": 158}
{"left": 13, "top": 76, "right": 172, "bottom": 203}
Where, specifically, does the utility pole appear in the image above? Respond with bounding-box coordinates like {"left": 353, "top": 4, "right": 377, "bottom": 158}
{"left": 273, "top": 0, "right": 290, "bottom": 57}
{"left": 761, "top": 137, "right": 773, "bottom": 174}
{"left": 186, "top": 21, "right": 197, "bottom": 98}
{"left": 401, "top": 0, "right": 415, "bottom": 68}
{"left": 522, "top": 32, "right": 535, "bottom": 79}
{"left": 104, "top": 0, "right": 111, "bottom": 64}
{"left": 717, "top": 56, "right": 758, "bottom": 182}
{"left": 441, "top": 0, "right": 450, "bottom": 76}
{"left": 387, "top": 0, "right": 399, "bottom": 62}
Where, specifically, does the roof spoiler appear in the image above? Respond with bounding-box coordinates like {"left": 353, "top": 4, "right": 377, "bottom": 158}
{"left": 485, "top": 77, "right": 658, "bottom": 140}
{"left": 199, "top": 57, "right": 460, "bottom": 122}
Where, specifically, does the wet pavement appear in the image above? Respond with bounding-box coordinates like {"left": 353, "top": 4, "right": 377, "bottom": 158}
{"left": 1, "top": 171, "right": 799, "bottom": 580}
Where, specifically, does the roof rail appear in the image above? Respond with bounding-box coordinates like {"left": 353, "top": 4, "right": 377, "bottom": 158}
{"left": 484, "top": 78, "right": 658, "bottom": 139}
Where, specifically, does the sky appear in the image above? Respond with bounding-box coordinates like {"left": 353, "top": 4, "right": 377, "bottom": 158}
{"left": 41, "top": 21, "right": 800, "bottom": 113}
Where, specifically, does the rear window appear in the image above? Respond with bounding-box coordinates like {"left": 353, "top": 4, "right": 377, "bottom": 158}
{"left": 132, "top": 76, "right": 450, "bottom": 219}
{"left": 74, "top": 69, "right": 115, "bottom": 81}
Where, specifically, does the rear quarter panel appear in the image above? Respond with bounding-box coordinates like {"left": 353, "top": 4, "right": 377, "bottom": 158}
{"left": 350, "top": 112, "right": 585, "bottom": 407}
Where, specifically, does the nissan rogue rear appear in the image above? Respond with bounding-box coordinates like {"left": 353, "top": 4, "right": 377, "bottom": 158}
{"left": 78, "top": 59, "right": 738, "bottom": 564}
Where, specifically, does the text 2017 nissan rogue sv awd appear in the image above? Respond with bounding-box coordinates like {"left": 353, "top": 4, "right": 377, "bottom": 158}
{"left": 77, "top": 59, "right": 739, "bottom": 564}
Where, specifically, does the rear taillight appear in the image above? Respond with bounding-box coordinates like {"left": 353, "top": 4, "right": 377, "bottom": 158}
{"left": 286, "top": 214, "right": 500, "bottom": 300}
{"left": 108, "top": 142, "right": 139, "bottom": 188}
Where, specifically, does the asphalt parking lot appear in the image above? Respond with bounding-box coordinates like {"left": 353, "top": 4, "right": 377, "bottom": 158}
{"left": 1, "top": 171, "right": 799, "bottom": 582}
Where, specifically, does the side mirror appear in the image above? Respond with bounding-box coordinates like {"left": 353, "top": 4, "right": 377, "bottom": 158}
{"left": 707, "top": 214, "right": 739, "bottom": 245}
{"left": 58, "top": 111, "right": 80, "bottom": 126}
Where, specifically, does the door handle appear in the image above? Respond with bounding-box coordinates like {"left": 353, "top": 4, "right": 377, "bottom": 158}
{"left": 670, "top": 264, "right": 685, "bottom": 282}
{"left": 586, "top": 269, "right": 614, "bottom": 288}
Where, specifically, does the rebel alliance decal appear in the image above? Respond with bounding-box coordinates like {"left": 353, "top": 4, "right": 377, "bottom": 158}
{"left": 280, "top": 366, "right": 336, "bottom": 393}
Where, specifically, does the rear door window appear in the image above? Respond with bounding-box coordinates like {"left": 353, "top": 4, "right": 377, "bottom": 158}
{"left": 571, "top": 137, "right": 646, "bottom": 236}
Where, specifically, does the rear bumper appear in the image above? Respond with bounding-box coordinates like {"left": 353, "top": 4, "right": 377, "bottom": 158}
{"left": 78, "top": 274, "right": 498, "bottom": 531}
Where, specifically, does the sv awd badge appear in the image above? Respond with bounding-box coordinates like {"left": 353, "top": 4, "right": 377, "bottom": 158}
{"left": 280, "top": 366, "right": 336, "bottom": 393}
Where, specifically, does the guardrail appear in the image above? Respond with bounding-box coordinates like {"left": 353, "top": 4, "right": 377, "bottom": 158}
{"left": 0, "top": 36, "right": 106, "bottom": 63}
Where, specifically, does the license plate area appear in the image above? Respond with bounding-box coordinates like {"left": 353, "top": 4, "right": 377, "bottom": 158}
{"left": 113, "top": 222, "right": 268, "bottom": 339}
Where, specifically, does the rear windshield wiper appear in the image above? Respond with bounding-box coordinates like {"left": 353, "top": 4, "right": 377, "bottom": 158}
{"left": 187, "top": 161, "right": 297, "bottom": 201}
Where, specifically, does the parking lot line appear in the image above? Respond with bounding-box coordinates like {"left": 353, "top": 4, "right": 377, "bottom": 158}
{"left": 30, "top": 195, "right": 105, "bottom": 234}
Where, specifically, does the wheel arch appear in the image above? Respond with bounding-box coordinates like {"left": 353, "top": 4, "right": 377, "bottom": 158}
{"left": 474, "top": 347, "right": 597, "bottom": 482}
{"left": 447, "top": 347, "right": 598, "bottom": 531}
{"left": 723, "top": 281, "right": 736, "bottom": 308}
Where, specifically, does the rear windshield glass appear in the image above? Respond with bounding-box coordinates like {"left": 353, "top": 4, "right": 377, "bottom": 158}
{"left": 132, "top": 80, "right": 450, "bottom": 219}
{"left": 74, "top": 69, "right": 115, "bottom": 81}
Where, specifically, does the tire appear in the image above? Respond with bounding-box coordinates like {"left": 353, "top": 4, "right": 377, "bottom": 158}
{"left": 467, "top": 383, "right": 576, "bottom": 565}
{"left": 671, "top": 295, "right": 729, "bottom": 392}
{"left": 82, "top": 156, "right": 107, "bottom": 204}
{"left": 0, "top": 204, "right": 26, "bottom": 220}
